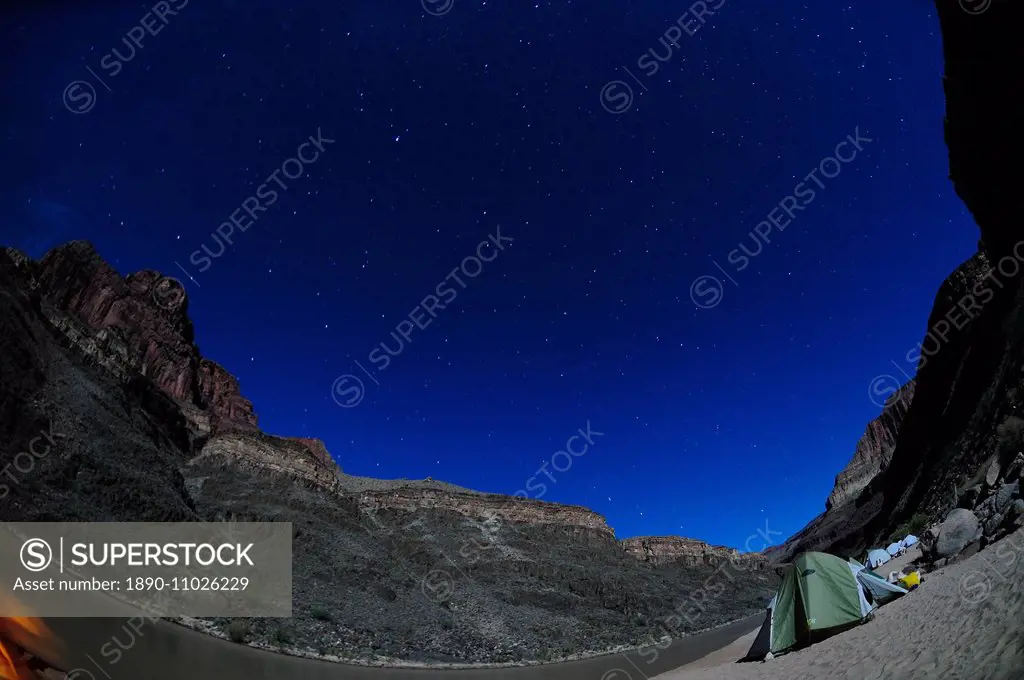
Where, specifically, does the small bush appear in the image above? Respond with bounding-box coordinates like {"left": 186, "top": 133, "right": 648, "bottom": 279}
{"left": 273, "top": 627, "right": 292, "bottom": 645}
{"left": 311, "top": 606, "right": 332, "bottom": 622}
{"left": 889, "top": 513, "right": 929, "bottom": 544}
{"left": 996, "top": 415, "right": 1024, "bottom": 456}
{"left": 227, "top": 619, "right": 250, "bottom": 643}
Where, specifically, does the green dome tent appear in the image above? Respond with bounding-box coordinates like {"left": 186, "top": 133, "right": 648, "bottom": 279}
{"left": 745, "top": 552, "right": 877, "bottom": 660}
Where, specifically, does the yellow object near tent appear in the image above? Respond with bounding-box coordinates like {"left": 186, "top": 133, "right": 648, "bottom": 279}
{"left": 897, "top": 571, "right": 920, "bottom": 589}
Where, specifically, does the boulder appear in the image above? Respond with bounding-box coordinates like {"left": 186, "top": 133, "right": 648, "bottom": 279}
{"left": 979, "top": 482, "right": 1019, "bottom": 536}
{"left": 985, "top": 458, "right": 1001, "bottom": 487}
{"left": 920, "top": 524, "right": 941, "bottom": 554}
{"left": 934, "top": 509, "right": 981, "bottom": 558}
{"left": 996, "top": 481, "right": 1020, "bottom": 508}
{"left": 1012, "top": 500, "right": 1024, "bottom": 528}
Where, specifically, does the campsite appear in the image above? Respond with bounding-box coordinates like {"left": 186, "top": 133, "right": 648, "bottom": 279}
{"left": 744, "top": 550, "right": 910, "bottom": 661}
{"left": 658, "top": 525, "right": 1023, "bottom": 679}
{"left": 866, "top": 534, "right": 919, "bottom": 569}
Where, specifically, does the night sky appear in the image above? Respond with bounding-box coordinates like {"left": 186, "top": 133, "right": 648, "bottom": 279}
{"left": 1, "top": 0, "right": 978, "bottom": 548}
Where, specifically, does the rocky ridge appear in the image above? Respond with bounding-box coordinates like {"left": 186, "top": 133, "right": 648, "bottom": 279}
{"left": 621, "top": 536, "right": 768, "bottom": 569}
{"left": 6, "top": 241, "right": 753, "bottom": 559}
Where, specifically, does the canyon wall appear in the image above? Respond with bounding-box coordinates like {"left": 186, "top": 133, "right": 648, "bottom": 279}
{"left": 620, "top": 536, "right": 768, "bottom": 569}
{"left": 5, "top": 242, "right": 258, "bottom": 434}
{"left": 3, "top": 241, "right": 777, "bottom": 565}
{"left": 357, "top": 488, "right": 616, "bottom": 540}
{"left": 826, "top": 380, "right": 916, "bottom": 511}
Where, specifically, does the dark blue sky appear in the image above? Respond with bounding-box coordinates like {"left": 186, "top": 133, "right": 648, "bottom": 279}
{"left": 1, "top": 0, "right": 976, "bottom": 548}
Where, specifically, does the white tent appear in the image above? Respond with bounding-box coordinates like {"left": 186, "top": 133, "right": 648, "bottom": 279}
{"left": 866, "top": 548, "right": 891, "bottom": 568}
{"left": 885, "top": 542, "right": 902, "bottom": 556}
{"left": 848, "top": 559, "right": 909, "bottom": 604}
{"left": 901, "top": 534, "right": 919, "bottom": 549}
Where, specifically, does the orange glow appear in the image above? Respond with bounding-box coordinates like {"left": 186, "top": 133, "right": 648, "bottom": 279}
{"left": 0, "top": 617, "right": 59, "bottom": 679}
{"left": 0, "top": 635, "right": 31, "bottom": 680}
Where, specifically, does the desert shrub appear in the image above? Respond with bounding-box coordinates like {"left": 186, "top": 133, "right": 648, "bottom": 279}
{"left": 311, "top": 606, "right": 332, "bottom": 622}
{"left": 227, "top": 619, "right": 250, "bottom": 643}
{"left": 889, "top": 513, "right": 929, "bottom": 544}
{"left": 273, "top": 627, "right": 292, "bottom": 645}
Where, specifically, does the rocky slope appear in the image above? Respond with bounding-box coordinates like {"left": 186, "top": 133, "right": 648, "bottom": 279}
{"left": 0, "top": 242, "right": 776, "bottom": 664}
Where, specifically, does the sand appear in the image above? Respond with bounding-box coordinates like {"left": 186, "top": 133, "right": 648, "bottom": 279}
{"left": 657, "top": 528, "right": 1024, "bottom": 680}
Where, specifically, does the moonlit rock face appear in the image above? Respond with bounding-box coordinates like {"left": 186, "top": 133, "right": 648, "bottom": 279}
{"left": 26, "top": 241, "right": 258, "bottom": 433}
{"left": 826, "top": 380, "right": 916, "bottom": 512}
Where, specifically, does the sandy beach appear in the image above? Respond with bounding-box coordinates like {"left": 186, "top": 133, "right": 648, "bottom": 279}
{"left": 658, "top": 529, "right": 1024, "bottom": 680}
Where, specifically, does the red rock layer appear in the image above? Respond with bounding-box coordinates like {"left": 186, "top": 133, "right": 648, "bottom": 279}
{"left": 29, "top": 241, "right": 257, "bottom": 432}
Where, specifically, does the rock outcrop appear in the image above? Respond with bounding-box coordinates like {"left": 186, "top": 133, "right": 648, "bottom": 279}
{"left": 289, "top": 437, "right": 337, "bottom": 470}
{"left": 190, "top": 431, "right": 346, "bottom": 492}
{"left": 826, "top": 380, "right": 916, "bottom": 511}
{"left": 10, "top": 241, "right": 258, "bottom": 434}
{"left": 621, "top": 536, "right": 767, "bottom": 569}
{"left": 358, "top": 488, "right": 616, "bottom": 540}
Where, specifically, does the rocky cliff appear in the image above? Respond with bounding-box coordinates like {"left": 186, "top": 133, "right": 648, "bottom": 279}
{"left": 774, "top": 0, "right": 1024, "bottom": 559}
{"left": 4, "top": 241, "right": 257, "bottom": 435}
{"left": 620, "top": 536, "right": 767, "bottom": 569}
{"left": 826, "top": 380, "right": 916, "bottom": 511}
{"left": 357, "top": 488, "right": 616, "bottom": 540}
{"left": 773, "top": 252, "right": 1003, "bottom": 560}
